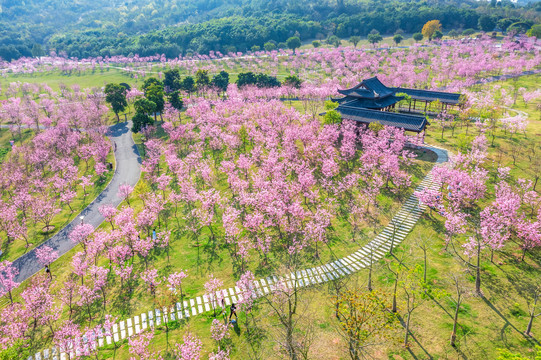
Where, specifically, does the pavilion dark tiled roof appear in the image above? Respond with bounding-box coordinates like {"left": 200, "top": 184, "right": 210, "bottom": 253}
{"left": 333, "top": 76, "right": 462, "bottom": 132}
{"left": 393, "top": 87, "right": 462, "bottom": 104}
{"left": 336, "top": 76, "right": 462, "bottom": 105}
{"left": 334, "top": 95, "right": 404, "bottom": 110}
{"left": 335, "top": 105, "right": 429, "bottom": 133}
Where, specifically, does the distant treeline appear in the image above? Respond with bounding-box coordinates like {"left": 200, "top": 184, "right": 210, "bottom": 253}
{"left": 0, "top": 0, "right": 540, "bottom": 61}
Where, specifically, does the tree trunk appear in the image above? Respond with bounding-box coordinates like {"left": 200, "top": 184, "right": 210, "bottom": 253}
{"left": 526, "top": 314, "right": 534, "bottom": 336}
{"left": 526, "top": 294, "right": 538, "bottom": 335}
{"left": 392, "top": 279, "right": 398, "bottom": 313}
{"left": 368, "top": 263, "right": 372, "bottom": 292}
{"left": 404, "top": 312, "right": 411, "bottom": 346}
{"left": 287, "top": 318, "right": 297, "bottom": 360}
{"left": 450, "top": 300, "right": 460, "bottom": 347}
{"left": 423, "top": 249, "right": 427, "bottom": 284}
{"left": 349, "top": 338, "right": 359, "bottom": 360}
{"left": 475, "top": 243, "right": 481, "bottom": 295}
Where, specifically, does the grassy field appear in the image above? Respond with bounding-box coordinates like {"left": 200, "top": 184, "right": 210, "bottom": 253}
{"left": 53, "top": 216, "right": 541, "bottom": 360}
{"left": 425, "top": 73, "right": 541, "bottom": 185}
{"left": 0, "top": 62, "right": 539, "bottom": 359}
{"left": 0, "top": 126, "right": 116, "bottom": 261}
{"left": 95, "top": 74, "right": 541, "bottom": 359}
{"left": 0, "top": 68, "right": 136, "bottom": 93}
{"left": 0, "top": 34, "right": 508, "bottom": 94}
{"left": 0, "top": 98, "right": 437, "bottom": 358}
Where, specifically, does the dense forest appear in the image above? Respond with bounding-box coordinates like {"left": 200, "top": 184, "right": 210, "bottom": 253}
{"left": 0, "top": 0, "right": 540, "bottom": 60}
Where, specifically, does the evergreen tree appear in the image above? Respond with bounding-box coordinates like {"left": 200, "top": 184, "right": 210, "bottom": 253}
{"left": 104, "top": 83, "right": 128, "bottom": 122}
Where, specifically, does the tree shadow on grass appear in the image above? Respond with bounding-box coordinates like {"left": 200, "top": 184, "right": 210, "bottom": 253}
{"left": 482, "top": 296, "right": 540, "bottom": 346}
{"left": 202, "top": 238, "right": 223, "bottom": 270}
{"left": 520, "top": 248, "right": 541, "bottom": 269}
{"left": 396, "top": 314, "right": 434, "bottom": 360}
{"left": 109, "top": 289, "right": 135, "bottom": 321}
{"left": 418, "top": 214, "right": 446, "bottom": 237}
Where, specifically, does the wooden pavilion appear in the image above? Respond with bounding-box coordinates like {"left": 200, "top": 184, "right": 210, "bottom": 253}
{"left": 332, "top": 77, "right": 463, "bottom": 133}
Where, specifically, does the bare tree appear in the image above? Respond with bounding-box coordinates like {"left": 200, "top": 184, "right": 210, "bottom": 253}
{"left": 525, "top": 283, "right": 541, "bottom": 336}
{"left": 335, "top": 288, "right": 398, "bottom": 360}
{"left": 401, "top": 265, "right": 429, "bottom": 347}
{"left": 448, "top": 274, "right": 472, "bottom": 347}
{"left": 449, "top": 227, "right": 483, "bottom": 296}
{"left": 366, "top": 243, "right": 379, "bottom": 292}
{"left": 387, "top": 252, "right": 407, "bottom": 313}
{"left": 328, "top": 270, "right": 350, "bottom": 319}
{"left": 263, "top": 276, "right": 315, "bottom": 360}
{"left": 415, "top": 235, "right": 433, "bottom": 284}
{"left": 526, "top": 145, "right": 541, "bottom": 191}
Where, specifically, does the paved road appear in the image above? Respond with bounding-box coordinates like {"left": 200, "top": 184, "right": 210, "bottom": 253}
{"left": 12, "top": 121, "right": 141, "bottom": 283}
{"left": 473, "top": 69, "right": 541, "bottom": 86}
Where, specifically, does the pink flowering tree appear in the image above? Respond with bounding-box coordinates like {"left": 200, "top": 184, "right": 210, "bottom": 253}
{"left": 236, "top": 271, "right": 256, "bottom": 315}
{"left": 0, "top": 302, "right": 29, "bottom": 350}
{"left": 174, "top": 333, "right": 202, "bottom": 360}
{"left": 167, "top": 270, "right": 188, "bottom": 300}
{"left": 129, "top": 331, "right": 158, "bottom": 359}
{"left": 204, "top": 274, "right": 224, "bottom": 317}
{"left": 35, "top": 245, "right": 58, "bottom": 277}
{"left": 210, "top": 318, "right": 231, "bottom": 358}
{"left": 0, "top": 260, "right": 19, "bottom": 304}
{"left": 209, "top": 349, "right": 230, "bottom": 360}
{"left": 118, "top": 183, "right": 134, "bottom": 206}
{"left": 99, "top": 204, "right": 118, "bottom": 229}
{"left": 69, "top": 223, "right": 95, "bottom": 252}
{"left": 53, "top": 320, "right": 81, "bottom": 359}
{"left": 141, "top": 268, "right": 161, "bottom": 297}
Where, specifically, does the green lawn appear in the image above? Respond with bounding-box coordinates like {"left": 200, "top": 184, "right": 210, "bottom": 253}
{"left": 1, "top": 65, "right": 540, "bottom": 360}
{"left": 0, "top": 127, "right": 115, "bottom": 261}
{"left": 90, "top": 74, "right": 541, "bottom": 359}
{"left": 0, "top": 68, "right": 137, "bottom": 93}
{"left": 1, "top": 98, "right": 436, "bottom": 358}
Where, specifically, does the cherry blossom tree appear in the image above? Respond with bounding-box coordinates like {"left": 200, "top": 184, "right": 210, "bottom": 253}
{"left": 205, "top": 274, "right": 224, "bottom": 317}
{"left": 168, "top": 270, "right": 187, "bottom": 300}
{"left": 141, "top": 268, "right": 161, "bottom": 297}
{"left": 0, "top": 260, "right": 19, "bottom": 304}
{"left": 174, "top": 333, "right": 202, "bottom": 360}
{"left": 118, "top": 183, "right": 134, "bottom": 205}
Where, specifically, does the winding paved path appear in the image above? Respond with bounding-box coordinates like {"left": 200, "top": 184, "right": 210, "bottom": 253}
{"left": 12, "top": 121, "right": 141, "bottom": 284}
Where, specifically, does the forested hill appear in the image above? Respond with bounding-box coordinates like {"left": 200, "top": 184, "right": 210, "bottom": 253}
{"left": 0, "top": 0, "right": 540, "bottom": 61}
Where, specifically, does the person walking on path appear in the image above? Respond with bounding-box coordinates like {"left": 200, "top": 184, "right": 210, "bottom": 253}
{"left": 229, "top": 303, "right": 238, "bottom": 322}
{"left": 45, "top": 265, "right": 52, "bottom": 279}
